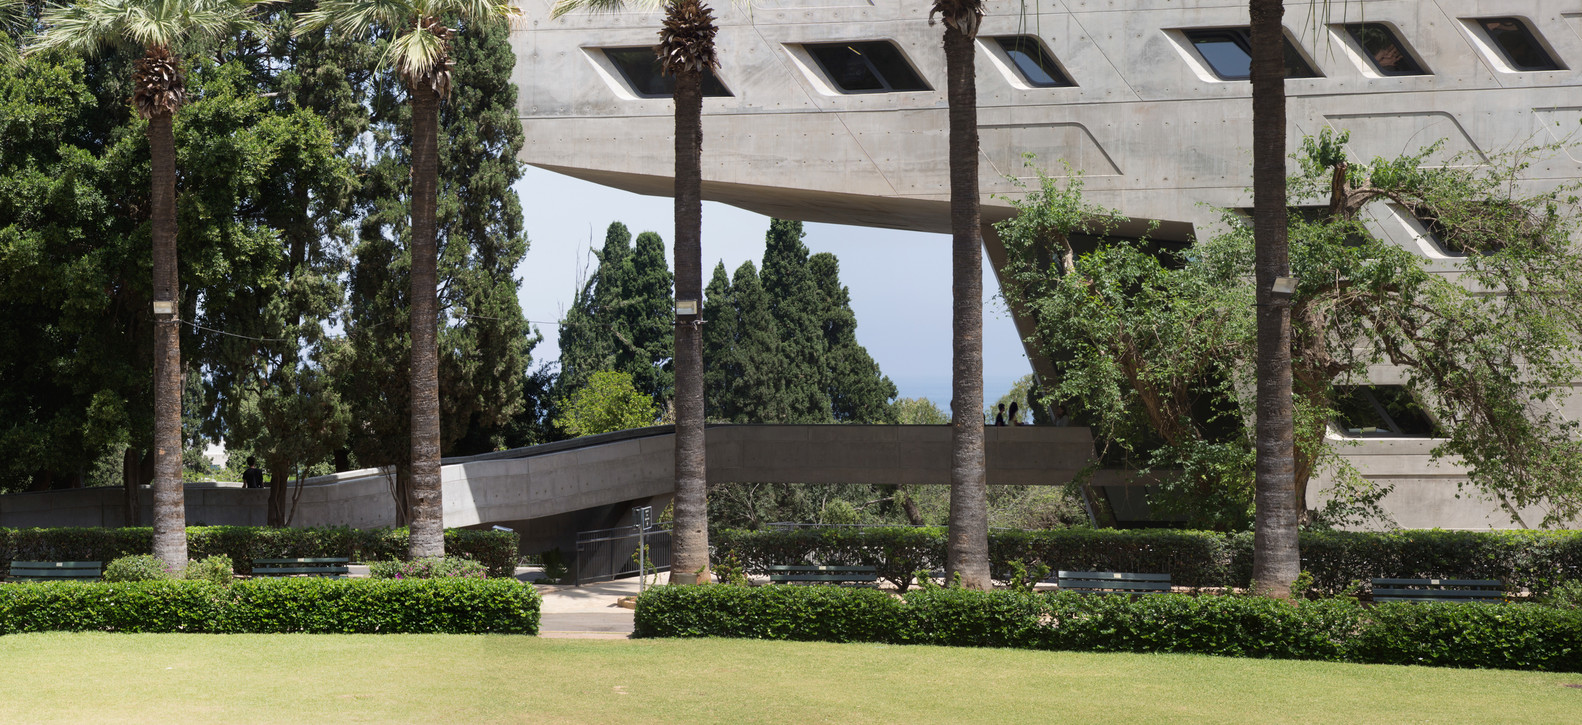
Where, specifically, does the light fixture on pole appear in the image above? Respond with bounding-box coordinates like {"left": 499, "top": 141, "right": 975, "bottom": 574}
{"left": 675, "top": 299, "right": 698, "bottom": 317}
{"left": 152, "top": 300, "right": 176, "bottom": 316}
{"left": 1270, "top": 276, "right": 1298, "bottom": 301}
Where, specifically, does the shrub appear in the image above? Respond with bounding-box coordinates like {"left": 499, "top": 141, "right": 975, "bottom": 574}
{"left": 0, "top": 578, "right": 541, "bottom": 635}
{"left": 634, "top": 584, "right": 1582, "bottom": 672}
{"left": 368, "top": 557, "right": 487, "bottom": 580}
{"left": 1539, "top": 580, "right": 1582, "bottom": 611}
{"left": 182, "top": 556, "right": 234, "bottom": 586}
{"left": 0, "top": 526, "right": 519, "bottom": 578}
{"left": 104, "top": 555, "right": 170, "bottom": 582}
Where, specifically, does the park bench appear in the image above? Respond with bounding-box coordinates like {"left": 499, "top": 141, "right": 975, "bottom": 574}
{"left": 1057, "top": 570, "right": 1171, "bottom": 595}
{"left": 251, "top": 557, "right": 350, "bottom": 578}
{"left": 1370, "top": 578, "right": 1504, "bottom": 603}
{"left": 769, "top": 564, "right": 877, "bottom": 586}
{"left": 6, "top": 561, "right": 102, "bottom": 582}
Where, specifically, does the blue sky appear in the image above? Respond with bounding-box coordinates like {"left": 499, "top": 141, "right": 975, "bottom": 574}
{"left": 510, "top": 165, "right": 1034, "bottom": 407}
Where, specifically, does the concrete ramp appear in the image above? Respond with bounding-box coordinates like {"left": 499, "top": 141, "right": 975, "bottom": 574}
{"left": 0, "top": 425, "right": 1095, "bottom": 531}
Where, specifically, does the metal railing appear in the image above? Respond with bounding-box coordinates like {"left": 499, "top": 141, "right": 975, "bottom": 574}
{"left": 573, "top": 524, "right": 672, "bottom": 585}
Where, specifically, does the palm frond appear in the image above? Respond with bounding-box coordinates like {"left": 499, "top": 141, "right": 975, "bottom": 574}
{"left": 549, "top": 0, "right": 663, "bottom": 20}
{"left": 294, "top": 0, "right": 413, "bottom": 39}
{"left": 429, "top": 0, "right": 517, "bottom": 25}
{"left": 29, "top": 0, "right": 273, "bottom": 58}
{"left": 0, "top": 0, "right": 26, "bottom": 66}
{"left": 384, "top": 22, "right": 444, "bottom": 78}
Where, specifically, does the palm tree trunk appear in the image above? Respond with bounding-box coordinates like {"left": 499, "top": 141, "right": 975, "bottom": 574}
{"left": 943, "top": 22, "right": 990, "bottom": 590}
{"left": 670, "top": 63, "right": 710, "bottom": 585}
{"left": 408, "top": 83, "right": 445, "bottom": 559}
{"left": 148, "top": 111, "right": 187, "bottom": 571}
{"left": 1249, "top": 0, "right": 1299, "bottom": 597}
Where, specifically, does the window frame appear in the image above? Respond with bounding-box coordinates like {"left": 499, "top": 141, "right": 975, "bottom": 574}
{"left": 1181, "top": 27, "right": 1321, "bottom": 81}
{"left": 801, "top": 41, "right": 932, "bottom": 94}
{"left": 1342, "top": 23, "right": 1429, "bottom": 77}
{"left": 601, "top": 46, "right": 733, "bottom": 99}
{"left": 990, "top": 35, "right": 1075, "bottom": 88}
{"left": 1470, "top": 17, "right": 1562, "bottom": 72}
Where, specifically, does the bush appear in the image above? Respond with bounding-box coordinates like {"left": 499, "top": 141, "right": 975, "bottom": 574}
{"left": 713, "top": 526, "right": 1582, "bottom": 595}
{"left": 183, "top": 555, "right": 234, "bottom": 586}
{"left": 0, "top": 526, "right": 519, "bottom": 578}
{"left": 1540, "top": 580, "right": 1582, "bottom": 611}
{"left": 0, "top": 578, "right": 540, "bottom": 635}
{"left": 634, "top": 584, "right": 1582, "bottom": 672}
{"left": 368, "top": 557, "right": 487, "bottom": 580}
{"left": 104, "top": 555, "right": 170, "bottom": 582}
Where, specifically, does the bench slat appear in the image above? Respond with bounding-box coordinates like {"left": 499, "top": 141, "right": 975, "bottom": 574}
{"left": 10, "top": 568, "right": 102, "bottom": 577}
{"left": 253, "top": 558, "right": 350, "bottom": 565}
{"left": 10, "top": 561, "right": 102, "bottom": 569}
{"left": 1372, "top": 578, "right": 1500, "bottom": 587}
{"left": 253, "top": 567, "right": 347, "bottom": 575}
{"left": 1058, "top": 571, "right": 1171, "bottom": 581}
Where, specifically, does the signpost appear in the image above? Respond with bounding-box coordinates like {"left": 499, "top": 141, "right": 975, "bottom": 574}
{"left": 633, "top": 506, "right": 653, "bottom": 593}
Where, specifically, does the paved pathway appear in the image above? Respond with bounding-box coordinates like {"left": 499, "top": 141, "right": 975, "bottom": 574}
{"left": 530, "top": 573, "right": 669, "bottom": 639}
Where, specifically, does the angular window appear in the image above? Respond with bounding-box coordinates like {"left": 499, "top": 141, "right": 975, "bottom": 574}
{"left": 1333, "top": 386, "right": 1438, "bottom": 437}
{"left": 1344, "top": 23, "right": 1427, "bottom": 76}
{"left": 993, "top": 36, "right": 1073, "bottom": 87}
{"left": 1183, "top": 28, "right": 1320, "bottom": 81}
{"left": 604, "top": 47, "right": 732, "bottom": 98}
{"left": 804, "top": 41, "right": 931, "bottom": 93}
{"left": 1474, "top": 17, "right": 1561, "bottom": 71}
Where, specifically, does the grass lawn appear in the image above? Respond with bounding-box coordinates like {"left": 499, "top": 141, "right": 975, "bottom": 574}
{"left": 1, "top": 634, "right": 1578, "bottom": 723}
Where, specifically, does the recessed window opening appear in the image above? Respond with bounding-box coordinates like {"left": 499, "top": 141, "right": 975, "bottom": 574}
{"left": 1411, "top": 201, "right": 1535, "bottom": 256}
{"left": 1343, "top": 23, "right": 1427, "bottom": 76}
{"left": 993, "top": 36, "right": 1073, "bottom": 87}
{"left": 1474, "top": 17, "right": 1561, "bottom": 71}
{"left": 604, "top": 47, "right": 732, "bottom": 98}
{"left": 1183, "top": 28, "right": 1319, "bottom": 80}
{"left": 804, "top": 41, "right": 931, "bottom": 93}
{"left": 1333, "top": 386, "right": 1437, "bottom": 437}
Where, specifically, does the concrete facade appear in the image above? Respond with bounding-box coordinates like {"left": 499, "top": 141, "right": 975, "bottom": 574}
{"left": 512, "top": 1, "right": 1582, "bottom": 528}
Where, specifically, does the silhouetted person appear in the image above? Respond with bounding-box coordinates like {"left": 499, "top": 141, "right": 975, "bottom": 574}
{"left": 1009, "top": 401, "right": 1021, "bottom": 426}
{"left": 1052, "top": 405, "right": 1071, "bottom": 427}
{"left": 994, "top": 403, "right": 1006, "bottom": 426}
{"left": 242, "top": 456, "right": 264, "bottom": 489}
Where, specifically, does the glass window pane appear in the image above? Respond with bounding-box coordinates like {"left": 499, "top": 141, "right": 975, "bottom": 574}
{"left": 1477, "top": 17, "right": 1560, "bottom": 72}
{"left": 806, "top": 41, "right": 930, "bottom": 93}
{"left": 1344, "top": 24, "right": 1425, "bottom": 75}
{"left": 1185, "top": 28, "right": 1318, "bottom": 80}
{"left": 605, "top": 47, "right": 732, "bottom": 98}
{"left": 994, "top": 36, "right": 1073, "bottom": 87}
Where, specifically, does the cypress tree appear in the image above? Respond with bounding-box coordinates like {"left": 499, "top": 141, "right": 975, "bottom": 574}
{"left": 726, "top": 261, "right": 784, "bottom": 422}
{"left": 556, "top": 222, "right": 675, "bottom": 407}
{"left": 619, "top": 231, "right": 675, "bottom": 404}
{"left": 810, "top": 252, "right": 898, "bottom": 422}
{"left": 701, "top": 262, "right": 738, "bottom": 420}
{"left": 759, "top": 219, "right": 830, "bottom": 422}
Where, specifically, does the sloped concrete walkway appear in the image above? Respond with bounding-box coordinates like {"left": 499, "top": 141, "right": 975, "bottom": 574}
{"left": 532, "top": 573, "right": 669, "bottom": 639}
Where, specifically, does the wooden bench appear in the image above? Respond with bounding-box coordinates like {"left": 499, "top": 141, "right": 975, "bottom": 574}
{"left": 1371, "top": 578, "right": 1504, "bottom": 603}
{"left": 769, "top": 564, "right": 878, "bottom": 586}
{"left": 1057, "top": 570, "right": 1171, "bottom": 595}
{"left": 252, "top": 557, "right": 350, "bottom": 578}
{"left": 7, "top": 561, "right": 102, "bottom": 582}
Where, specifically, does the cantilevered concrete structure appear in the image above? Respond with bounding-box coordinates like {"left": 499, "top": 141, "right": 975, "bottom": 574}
{"left": 512, "top": 0, "right": 1582, "bottom": 528}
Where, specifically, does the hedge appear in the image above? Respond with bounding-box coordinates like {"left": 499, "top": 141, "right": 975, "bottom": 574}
{"left": 633, "top": 585, "right": 1582, "bottom": 672}
{"left": 0, "top": 526, "right": 519, "bottom": 578}
{"left": 713, "top": 527, "right": 1582, "bottom": 595}
{"left": 0, "top": 578, "right": 540, "bottom": 635}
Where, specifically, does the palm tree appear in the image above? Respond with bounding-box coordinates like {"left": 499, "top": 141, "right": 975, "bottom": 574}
{"left": 551, "top": 0, "right": 718, "bottom": 584}
{"left": 932, "top": 0, "right": 990, "bottom": 589}
{"left": 1, "top": 0, "right": 27, "bottom": 66}
{"left": 296, "top": 0, "right": 516, "bottom": 559}
{"left": 1248, "top": 0, "right": 1299, "bottom": 597}
{"left": 30, "top": 0, "right": 269, "bottom": 571}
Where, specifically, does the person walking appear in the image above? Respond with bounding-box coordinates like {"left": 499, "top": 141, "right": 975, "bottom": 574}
{"left": 242, "top": 456, "right": 264, "bottom": 489}
{"left": 994, "top": 403, "right": 1006, "bottom": 426}
{"left": 1008, "top": 401, "right": 1021, "bottom": 426}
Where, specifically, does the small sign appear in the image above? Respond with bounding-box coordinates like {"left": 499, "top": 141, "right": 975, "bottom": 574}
{"left": 675, "top": 299, "right": 698, "bottom": 316}
{"left": 633, "top": 505, "right": 653, "bottom": 529}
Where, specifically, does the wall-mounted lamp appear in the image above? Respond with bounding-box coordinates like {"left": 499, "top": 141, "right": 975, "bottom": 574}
{"left": 152, "top": 300, "right": 176, "bottom": 316}
{"left": 1270, "top": 277, "right": 1298, "bottom": 301}
{"left": 675, "top": 299, "right": 699, "bottom": 317}
{"left": 491, "top": 525, "right": 514, "bottom": 533}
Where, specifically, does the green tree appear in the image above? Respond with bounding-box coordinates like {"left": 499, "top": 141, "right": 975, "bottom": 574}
{"left": 551, "top": 0, "right": 720, "bottom": 584}
{"left": 701, "top": 262, "right": 739, "bottom": 420}
{"left": 809, "top": 252, "right": 897, "bottom": 423}
{"left": 760, "top": 219, "right": 829, "bottom": 422}
{"left": 555, "top": 371, "right": 658, "bottom": 437}
{"left": 298, "top": 0, "right": 518, "bottom": 559}
{"left": 30, "top": 0, "right": 270, "bottom": 570}
{"left": 0, "top": 0, "right": 24, "bottom": 66}
{"left": 556, "top": 222, "right": 674, "bottom": 409}
{"left": 893, "top": 398, "right": 949, "bottom": 425}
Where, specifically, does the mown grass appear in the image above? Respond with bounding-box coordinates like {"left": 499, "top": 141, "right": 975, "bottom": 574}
{"left": 0, "top": 633, "right": 1578, "bottom": 723}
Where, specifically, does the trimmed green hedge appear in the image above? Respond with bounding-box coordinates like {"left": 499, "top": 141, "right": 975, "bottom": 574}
{"left": 0, "top": 578, "right": 540, "bottom": 634}
{"left": 0, "top": 526, "right": 519, "bottom": 578}
{"left": 633, "top": 585, "right": 1582, "bottom": 672}
{"left": 713, "top": 527, "right": 1582, "bottom": 595}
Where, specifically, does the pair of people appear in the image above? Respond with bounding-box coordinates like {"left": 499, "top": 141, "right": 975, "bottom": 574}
{"left": 994, "top": 402, "right": 1023, "bottom": 426}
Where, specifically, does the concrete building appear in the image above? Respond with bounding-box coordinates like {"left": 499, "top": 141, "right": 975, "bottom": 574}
{"left": 511, "top": 0, "right": 1582, "bottom": 528}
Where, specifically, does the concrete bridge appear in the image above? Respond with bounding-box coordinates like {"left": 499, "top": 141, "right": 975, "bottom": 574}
{"left": 0, "top": 424, "right": 1095, "bottom": 551}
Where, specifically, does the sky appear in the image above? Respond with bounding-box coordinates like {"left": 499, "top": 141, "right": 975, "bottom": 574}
{"left": 510, "top": 164, "right": 1034, "bottom": 408}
